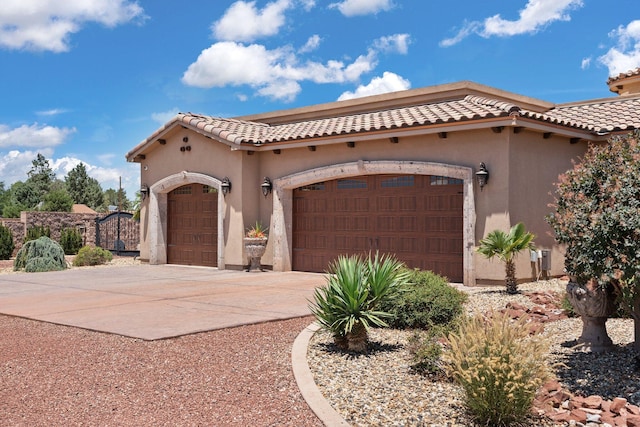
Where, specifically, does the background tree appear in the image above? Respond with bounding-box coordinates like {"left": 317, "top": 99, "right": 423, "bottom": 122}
{"left": 0, "top": 182, "right": 10, "bottom": 217}
{"left": 102, "top": 188, "right": 131, "bottom": 211}
{"left": 27, "top": 153, "right": 56, "bottom": 203}
{"left": 477, "top": 222, "right": 535, "bottom": 294}
{"left": 547, "top": 130, "right": 640, "bottom": 353}
{"left": 65, "top": 163, "right": 103, "bottom": 210}
{"left": 10, "top": 180, "right": 40, "bottom": 210}
{"left": 42, "top": 187, "right": 73, "bottom": 212}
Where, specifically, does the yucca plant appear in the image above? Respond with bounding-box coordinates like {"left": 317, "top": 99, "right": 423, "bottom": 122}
{"left": 309, "top": 252, "right": 409, "bottom": 353}
{"left": 477, "top": 222, "right": 535, "bottom": 294}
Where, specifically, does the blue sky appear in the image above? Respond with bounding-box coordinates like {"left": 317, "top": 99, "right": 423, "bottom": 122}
{"left": 1, "top": 0, "right": 639, "bottom": 198}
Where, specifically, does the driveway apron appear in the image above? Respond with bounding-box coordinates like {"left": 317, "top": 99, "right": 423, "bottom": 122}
{"left": 0, "top": 265, "right": 324, "bottom": 340}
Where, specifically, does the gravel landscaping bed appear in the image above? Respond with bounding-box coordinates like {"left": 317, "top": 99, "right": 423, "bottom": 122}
{"left": 0, "top": 314, "right": 322, "bottom": 427}
{"left": 307, "top": 279, "right": 640, "bottom": 426}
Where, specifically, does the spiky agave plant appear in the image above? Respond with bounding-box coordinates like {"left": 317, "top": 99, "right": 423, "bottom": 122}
{"left": 309, "top": 252, "right": 409, "bottom": 352}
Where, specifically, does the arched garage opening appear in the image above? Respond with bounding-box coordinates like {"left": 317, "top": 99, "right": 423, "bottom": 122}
{"left": 147, "top": 172, "right": 227, "bottom": 268}
{"left": 272, "top": 161, "right": 476, "bottom": 285}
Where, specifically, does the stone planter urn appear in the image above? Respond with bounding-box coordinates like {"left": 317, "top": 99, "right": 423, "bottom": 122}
{"left": 566, "top": 278, "right": 617, "bottom": 353}
{"left": 244, "top": 237, "right": 267, "bottom": 272}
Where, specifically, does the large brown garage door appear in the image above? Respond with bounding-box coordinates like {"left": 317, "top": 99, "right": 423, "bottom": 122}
{"left": 167, "top": 183, "right": 218, "bottom": 267}
{"left": 293, "top": 174, "right": 463, "bottom": 281}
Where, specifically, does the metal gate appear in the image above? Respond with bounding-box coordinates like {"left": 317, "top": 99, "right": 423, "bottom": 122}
{"left": 95, "top": 211, "right": 140, "bottom": 256}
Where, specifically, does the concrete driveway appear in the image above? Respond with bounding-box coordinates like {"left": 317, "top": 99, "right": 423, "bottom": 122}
{"left": 0, "top": 265, "right": 324, "bottom": 340}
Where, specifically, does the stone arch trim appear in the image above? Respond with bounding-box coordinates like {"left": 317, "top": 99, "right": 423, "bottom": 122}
{"left": 272, "top": 160, "right": 476, "bottom": 285}
{"left": 147, "top": 171, "right": 226, "bottom": 268}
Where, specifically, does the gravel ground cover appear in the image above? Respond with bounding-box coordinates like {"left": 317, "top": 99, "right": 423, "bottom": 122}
{"left": 0, "top": 313, "right": 322, "bottom": 427}
{"left": 308, "top": 280, "right": 640, "bottom": 427}
{"left": 0, "top": 256, "right": 322, "bottom": 427}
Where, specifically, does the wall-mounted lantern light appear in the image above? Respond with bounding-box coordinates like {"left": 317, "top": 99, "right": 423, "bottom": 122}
{"left": 221, "top": 177, "right": 231, "bottom": 195}
{"left": 261, "top": 177, "right": 273, "bottom": 197}
{"left": 140, "top": 184, "right": 149, "bottom": 200}
{"left": 475, "top": 162, "right": 489, "bottom": 191}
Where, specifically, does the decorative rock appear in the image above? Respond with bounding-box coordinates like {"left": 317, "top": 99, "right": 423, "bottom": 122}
{"left": 586, "top": 412, "right": 602, "bottom": 423}
{"left": 629, "top": 414, "right": 640, "bottom": 427}
{"left": 584, "top": 395, "right": 604, "bottom": 409}
{"left": 571, "top": 408, "right": 588, "bottom": 423}
{"left": 612, "top": 398, "right": 629, "bottom": 414}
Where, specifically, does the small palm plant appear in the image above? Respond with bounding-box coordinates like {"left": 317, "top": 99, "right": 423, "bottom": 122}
{"left": 309, "top": 252, "right": 410, "bottom": 353}
{"left": 477, "top": 222, "right": 535, "bottom": 294}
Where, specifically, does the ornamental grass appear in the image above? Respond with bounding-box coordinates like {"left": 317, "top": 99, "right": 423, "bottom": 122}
{"left": 443, "top": 311, "right": 551, "bottom": 426}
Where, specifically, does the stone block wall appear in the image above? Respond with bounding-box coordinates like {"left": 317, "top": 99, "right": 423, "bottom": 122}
{"left": 0, "top": 211, "right": 140, "bottom": 256}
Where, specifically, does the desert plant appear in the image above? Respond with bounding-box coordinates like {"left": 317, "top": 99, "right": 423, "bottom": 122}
{"left": 24, "top": 225, "right": 50, "bottom": 242}
{"left": 73, "top": 246, "right": 113, "bottom": 266}
{"left": 443, "top": 311, "right": 551, "bottom": 427}
{"left": 477, "top": 222, "right": 535, "bottom": 294}
{"left": 547, "top": 131, "right": 640, "bottom": 352}
{"left": 0, "top": 224, "right": 15, "bottom": 260}
{"left": 14, "top": 236, "right": 67, "bottom": 272}
{"left": 380, "top": 269, "right": 468, "bottom": 329}
{"left": 309, "top": 252, "right": 410, "bottom": 353}
{"left": 59, "top": 227, "right": 83, "bottom": 255}
{"left": 245, "top": 221, "right": 268, "bottom": 238}
{"left": 407, "top": 326, "right": 453, "bottom": 378}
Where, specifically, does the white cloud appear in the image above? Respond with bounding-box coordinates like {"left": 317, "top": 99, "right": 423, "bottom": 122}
{"left": 0, "top": 149, "right": 53, "bottom": 185}
{"left": 0, "top": 123, "right": 75, "bottom": 148}
{"left": 337, "top": 71, "right": 410, "bottom": 101}
{"left": 300, "top": 0, "right": 316, "bottom": 11}
{"left": 598, "top": 20, "right": 640, "bottom": 76}
{"left": 182, "top": 41, "right": 378, "bottom": 101}
{"left": 0, "top": 150, "right": 139, "bottom": 198}
{"left": 97, "top": 153, "right": 116, "bottom": 166}
{"left": 299, "top": 34, "right": 321, "bottom": 53}
{"left": 581, "top": 57, "right": 591, "bottom": 70}
{"left": 329, "top": 0, "right": 394, "bottom": 17}
{"left": 440, "top": 0, "right": 583, "bottom": 47}
{"left": 373, "top": 34, "right": 410, "bottom": 54}
{"left": 0, "top": 0, "right": 146, "bottom": 52}
{"left": 151, "top": 108, "right": 180, "bottom": 124}
{"left": 212, "top": 0, "right": 292, "bottom": 42}
{"left": 36, "top": 108, "right": 71, "bottom": 117}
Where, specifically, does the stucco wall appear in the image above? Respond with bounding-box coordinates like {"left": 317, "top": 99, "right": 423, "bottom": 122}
{"left": 136, "top": 124, "right": 591, "bottom": 284}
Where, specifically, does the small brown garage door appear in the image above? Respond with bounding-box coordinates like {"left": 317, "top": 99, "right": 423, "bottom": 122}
{"left": 167, "top": 183, "right": 218, "bottom": 267}
{"left": 292, "top": 174, "right": 463, "bottom": 281}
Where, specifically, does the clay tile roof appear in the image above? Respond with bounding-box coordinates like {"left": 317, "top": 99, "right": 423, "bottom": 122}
{"left": 177, "top": 113, "right": 268, "bottom": 144}
{"left": 188, "top": 94, "right": 520, "bottom": 145}
{"left": 607, "top": 67, "right": 640, "bottom": 85}
{"left": 127, "top": 82, "right": 640, "bottom": 161}
{"left": 520, "top": 96, "right": 640, "bottom": 133}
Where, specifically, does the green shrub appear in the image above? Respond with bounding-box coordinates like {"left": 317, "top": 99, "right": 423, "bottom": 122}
{"left": 24, "top": 225, "right": 50, "bottom": 242}
{"left": 73, "top": 246, "right": 113, "bottom": 266}
{"left": 309, "top": 252, "right": 410, "bottom": 353}
{"left": 14, "top": 236, "right": 67, "bottom": 272}
{"left": 443, "top": 312, "right": 551, "bottom": 427}
{"left": 59, "top": 227, "right": 83, "bottom": 255}
{"left": 380, "top": 269, "right": 468, "bottom": 329}
{"left": 0, "top": 224, "right": 15, "bottom": 260}
{"left": 407, "top": 327, "right": 452, "bottom": 378}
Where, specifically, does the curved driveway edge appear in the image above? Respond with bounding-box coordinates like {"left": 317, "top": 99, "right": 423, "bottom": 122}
{"left": 292, "top": 322, "right": 350, "bottom": 427}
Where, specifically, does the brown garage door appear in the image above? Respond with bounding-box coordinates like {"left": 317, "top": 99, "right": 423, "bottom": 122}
{"left": 292, "top": 174, "right": 463, "bottom": 281}
{"left": 167, "top": 183, "right": 218, "bottom": 267}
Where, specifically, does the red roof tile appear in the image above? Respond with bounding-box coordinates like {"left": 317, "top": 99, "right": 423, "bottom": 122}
{"left": 126, "top": 82, "right": 640, "bottom": 160}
